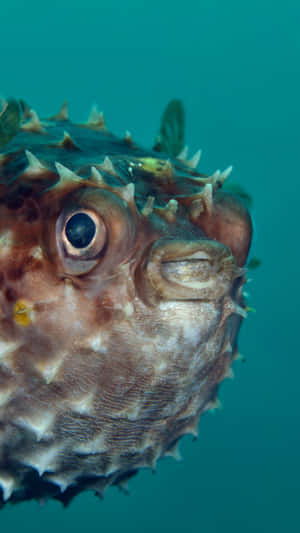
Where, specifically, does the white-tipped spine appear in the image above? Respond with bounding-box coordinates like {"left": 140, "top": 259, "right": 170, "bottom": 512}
{"left": 25, "top": 150, "right": 46, "bottom": 173}
{"left": 186, "top": 149, "right": 202, "bottom": 169}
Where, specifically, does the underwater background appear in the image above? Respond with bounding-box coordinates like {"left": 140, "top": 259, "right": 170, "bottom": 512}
{"left": 1, "top": 0, "right": 299, "bottom": 531}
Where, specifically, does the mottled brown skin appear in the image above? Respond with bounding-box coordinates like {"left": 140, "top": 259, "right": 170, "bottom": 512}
{"left": 0, "top": 101, "right": 252, "bottom": 506}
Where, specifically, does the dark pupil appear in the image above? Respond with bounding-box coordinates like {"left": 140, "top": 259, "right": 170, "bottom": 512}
{"left": 65, "top": 213, "right": 96, "bottom": 249}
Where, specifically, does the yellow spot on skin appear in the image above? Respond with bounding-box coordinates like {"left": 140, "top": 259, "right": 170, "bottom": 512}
{"left": 135, "top": 157, "right": 173, "bottom": 179}
{"left": 13, "top": 300, "right": 32, "bottom": 327}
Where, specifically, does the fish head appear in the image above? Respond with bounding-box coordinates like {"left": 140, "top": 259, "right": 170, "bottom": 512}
{"left": 0, "top": 100, "right": 252, "bottom": 504}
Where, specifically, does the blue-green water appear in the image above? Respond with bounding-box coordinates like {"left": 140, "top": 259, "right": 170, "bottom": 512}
{"left": 1, "top": 1, "right": 299, "bottom": 531}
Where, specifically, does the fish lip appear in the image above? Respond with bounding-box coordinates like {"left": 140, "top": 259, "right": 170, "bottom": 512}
{"left": 136, "top": 238, "right": 239, "bottom": 305}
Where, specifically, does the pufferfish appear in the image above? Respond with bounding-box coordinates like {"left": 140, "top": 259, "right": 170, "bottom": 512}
{"left": 0, "top": 98, "right": 252, "bottom": 506}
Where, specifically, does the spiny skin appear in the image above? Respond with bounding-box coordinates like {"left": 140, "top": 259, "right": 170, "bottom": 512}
{"left": 0, "top": 100, "right": 252, "bottom": 506}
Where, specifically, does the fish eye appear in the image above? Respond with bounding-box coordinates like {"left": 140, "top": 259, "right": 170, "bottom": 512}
{"left": 61, "top": 209, "right": 107, "bottom": 260}
{"left": 65, "top": 212, "right": 96, "bottom": 249}
{"left": 55, "top": 188, "right": 136, "bottom": 276}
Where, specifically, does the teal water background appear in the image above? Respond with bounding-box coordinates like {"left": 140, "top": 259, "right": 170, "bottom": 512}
{"left": 1, "top": 1, "right": 299, "bottom": 531}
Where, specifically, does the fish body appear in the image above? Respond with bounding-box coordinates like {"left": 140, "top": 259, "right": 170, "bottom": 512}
{"left": 0, "top": 100, "right": 252, "bottom": 505}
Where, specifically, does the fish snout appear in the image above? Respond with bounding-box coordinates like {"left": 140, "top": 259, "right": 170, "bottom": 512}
{"left": 135, "top": 238, "right": 242, "bottom": 306}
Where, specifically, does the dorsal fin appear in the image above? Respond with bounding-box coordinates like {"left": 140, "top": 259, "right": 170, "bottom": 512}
{"left": 19, "top": 99, "right": 32, "bottom": 119}
{"left": 0, "top": 99, "right": 21, "bottom": 149}
{"left": 153, "top": 99, "right": 185, "bottom": 157}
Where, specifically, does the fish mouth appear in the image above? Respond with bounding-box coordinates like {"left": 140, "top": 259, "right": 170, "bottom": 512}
{"left": 135, "top": 238, "right": 241, "bottom": 305}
